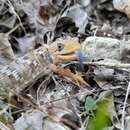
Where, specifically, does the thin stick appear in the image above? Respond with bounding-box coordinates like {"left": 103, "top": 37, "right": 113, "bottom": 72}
{"left": 83, "top": 61, "right": 130, "bottom": 69}
{"left": 37, "top": 76, "right": 50, "bottom": 106}
{"left": 6, "top": 24, "right": 20, "bottom": 36}
{"left": 121, "top": 82, "right": 130, "bottom": 130}
{"left": 0, "top": 121, "right": 11, "bottom": 130}
{"left": 93, "top": 27, "right": 98, "bottom": 60}
{"left": 5, "top": 0, "right": 26, "bottom": 35}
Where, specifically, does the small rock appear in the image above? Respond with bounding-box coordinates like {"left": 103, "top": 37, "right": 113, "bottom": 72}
{"left": 94, "top": 67, "right": 114, "bottom": 80}
{"left": 125, "top": 117, "right": 130, "bottom": 130}
{"left": 81, "top": 36, "right": 121, "bottom": 62}
{"left": 81, "top": 36, "right": 130, "bottom": 63}
{"left": 13, "top": 110, "right": 45, "bottom": 130}
{"left": 14, "top": 109, "right": 72, "bottom": 130}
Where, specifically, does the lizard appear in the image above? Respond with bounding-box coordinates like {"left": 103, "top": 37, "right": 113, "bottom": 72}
{"left": 48, "top": 37, "right": 88, "bottom": 86}
{"left": 0, "top": 37, "right": 87, "bottom": 99}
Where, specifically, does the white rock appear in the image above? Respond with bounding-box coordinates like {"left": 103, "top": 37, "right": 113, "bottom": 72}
{"left": 13, "top": 110, "right": 45, "bottom": 130}
{"left": 81, "top": 36, "right": 122, "bottom": 62}
{"left": 81, "top": 36, "right": 130, "bottom": 63}
{"left": 113, "top": 0, "right": 130, "bottom": 18}
{"left": 125, "top": 117, "right": 130, "bottom": 130}
{"left": 14, "top": 109, "right": 73, "bottom": 130}
{"left": 80, "top": 0, "right": 91, "bottom": 7}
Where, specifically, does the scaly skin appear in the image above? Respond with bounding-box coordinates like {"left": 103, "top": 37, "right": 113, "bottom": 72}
{"left": 49, "top": 37, "right": 80, "bottom": 63}
{"left": 0, "top": 37, "right": 84, "bottom": 98}
{"left": 49, "top": 37, "right": 88, "bottom": 86}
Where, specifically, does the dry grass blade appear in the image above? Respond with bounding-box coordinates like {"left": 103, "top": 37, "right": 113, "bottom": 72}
{"left": 2, "top": 0, "right": 26, "bottom": 34}
{"left": 0, "top": 121, "right": 11, "bottom": 130}
{"left": 121, "top": 82, "right": 130, "bottom": 130}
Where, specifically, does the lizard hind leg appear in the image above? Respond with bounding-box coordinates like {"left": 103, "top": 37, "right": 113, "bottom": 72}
{"left": 49, "top": 64, "right": 89, "bottom": 86}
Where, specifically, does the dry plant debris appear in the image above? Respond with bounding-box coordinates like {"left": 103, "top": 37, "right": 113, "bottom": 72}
{"left": 0, "top": 0, "right": 130, "bottom": 130}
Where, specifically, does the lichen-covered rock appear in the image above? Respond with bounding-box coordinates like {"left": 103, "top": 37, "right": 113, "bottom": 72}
{"left": 113, "top": 0, "right": 130, "bottom": 19}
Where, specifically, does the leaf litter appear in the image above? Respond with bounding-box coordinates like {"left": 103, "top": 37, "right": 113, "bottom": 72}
{"left": 0, "top": 0, "right": 130, "bottom": 130}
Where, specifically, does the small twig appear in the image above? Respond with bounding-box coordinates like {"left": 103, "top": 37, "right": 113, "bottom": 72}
{"left": 60, "top": 118, "right": 79, "bottom": 130}
{"left": 15, "top": 94, "right": 45, "bottom": 113}
{"left": 83, "top": 61, "right": 130, "bottom": 69}
{"left": 45, "top": 85, "right": 96, "bottom": 105}
{"left": 6, "top": 24, "right": 20, "bottom": 36}
{"left": 0, "top": 105, "right": 9, "bottom": 115}
{"left": 83, "top": 116, "right": 89, "bottom": 130}
{"left": 11, "top": 107, "right": 29, "bottom": 115}
{"left": 37, "top": 76, "right": 50, "bottom": 106}
{"left": 0, "top": 121, "right": 11, "bottom": 130}
{"left": 55, "top": 3, "right": 68, "bottom": 26}
{"left": 59, "top": 81, "right": 85, "bottom": 129}
{"left": 4, "top": 0, "right": 26, "bottom": 35}
{"left": 115, "top": 101, "right": 130, "bottom": 107}
{"left": 93, "top": 27, "right": 98, "bottom": 60}
{"left": 121, "top": 82, "right": 130, "bottom": 130}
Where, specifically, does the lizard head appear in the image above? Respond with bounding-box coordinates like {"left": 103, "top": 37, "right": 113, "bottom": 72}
{"left": 48, "top": 37, "right": 81, "bottom": 63}
{"left": 48, "top": 37, "right": 80, "bottom": 54}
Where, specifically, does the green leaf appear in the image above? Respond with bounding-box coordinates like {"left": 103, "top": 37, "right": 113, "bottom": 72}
{"left": 87, "top": 100, "right": 110, "bottom": 130}
{"left": 85, "top": 96, "right": 97, "bottom": 112}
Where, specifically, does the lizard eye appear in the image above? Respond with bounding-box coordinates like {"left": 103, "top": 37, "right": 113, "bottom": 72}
{"left": 57, "top": 43, "right": 64, "bottom": 51}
